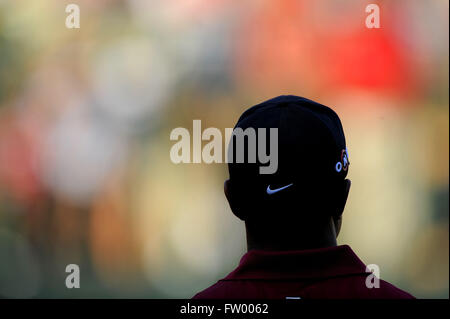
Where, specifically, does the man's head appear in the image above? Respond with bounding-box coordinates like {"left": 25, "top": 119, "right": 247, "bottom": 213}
{"left": 225, "top": 95, "right": 351, "bottom": 250}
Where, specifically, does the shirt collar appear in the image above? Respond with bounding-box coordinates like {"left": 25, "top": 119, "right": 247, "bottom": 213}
{"left": 223, "top": 245, "right": 367, "bottom": 280}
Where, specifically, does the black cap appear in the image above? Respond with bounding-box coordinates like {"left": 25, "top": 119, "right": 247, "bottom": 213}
{"left": 227, "top": 95, "right": 349, "bottom": 220}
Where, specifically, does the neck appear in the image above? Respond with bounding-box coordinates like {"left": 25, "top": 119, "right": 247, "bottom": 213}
{"left": 245, "top": 217, "right": 338, "bottom": 252}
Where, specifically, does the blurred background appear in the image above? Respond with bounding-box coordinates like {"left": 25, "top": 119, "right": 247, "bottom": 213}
{"left": 0, "top": 0, "right": 448, "bottom": 298}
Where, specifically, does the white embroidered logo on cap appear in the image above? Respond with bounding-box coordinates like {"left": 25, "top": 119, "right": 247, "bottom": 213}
{"left": 335, "top": 148, "right": 349, "bottom": 173}
{"left": 266, "top": 183, "right": 294, "bottom": 195}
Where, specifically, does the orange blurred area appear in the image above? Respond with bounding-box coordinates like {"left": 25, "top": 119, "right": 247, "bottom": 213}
{"left": 0, "top": 0, "right": 448, "bottom": 298}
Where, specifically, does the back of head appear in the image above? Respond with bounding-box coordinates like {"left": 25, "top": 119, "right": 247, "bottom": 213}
{"left": 226, "top": 95, "right": 350, "bottom": 232}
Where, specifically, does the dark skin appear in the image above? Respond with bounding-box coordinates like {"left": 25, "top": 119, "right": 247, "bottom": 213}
{"left": 224, "top": 179, "right": 351, "bottom": 252}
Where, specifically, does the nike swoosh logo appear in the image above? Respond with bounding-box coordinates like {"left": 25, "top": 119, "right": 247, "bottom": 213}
{"left": 266, "top": 183, "right": 294, "bottom": 195}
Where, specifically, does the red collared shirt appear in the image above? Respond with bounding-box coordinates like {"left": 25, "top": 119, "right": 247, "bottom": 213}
{"left": 193, "top": 245, "right": 414, "bottom": 299}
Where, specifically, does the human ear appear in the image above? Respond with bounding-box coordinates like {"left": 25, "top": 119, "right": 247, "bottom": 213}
{"left": 335, "top": 179, "right": 351, "bottom": 218}
{"left": 224, "top": 179, "right": 231, "bottom": 203}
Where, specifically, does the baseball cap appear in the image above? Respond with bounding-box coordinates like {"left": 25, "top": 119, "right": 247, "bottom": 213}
{"left": 227, "top": 95, "right": 349, "bottom": 220}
